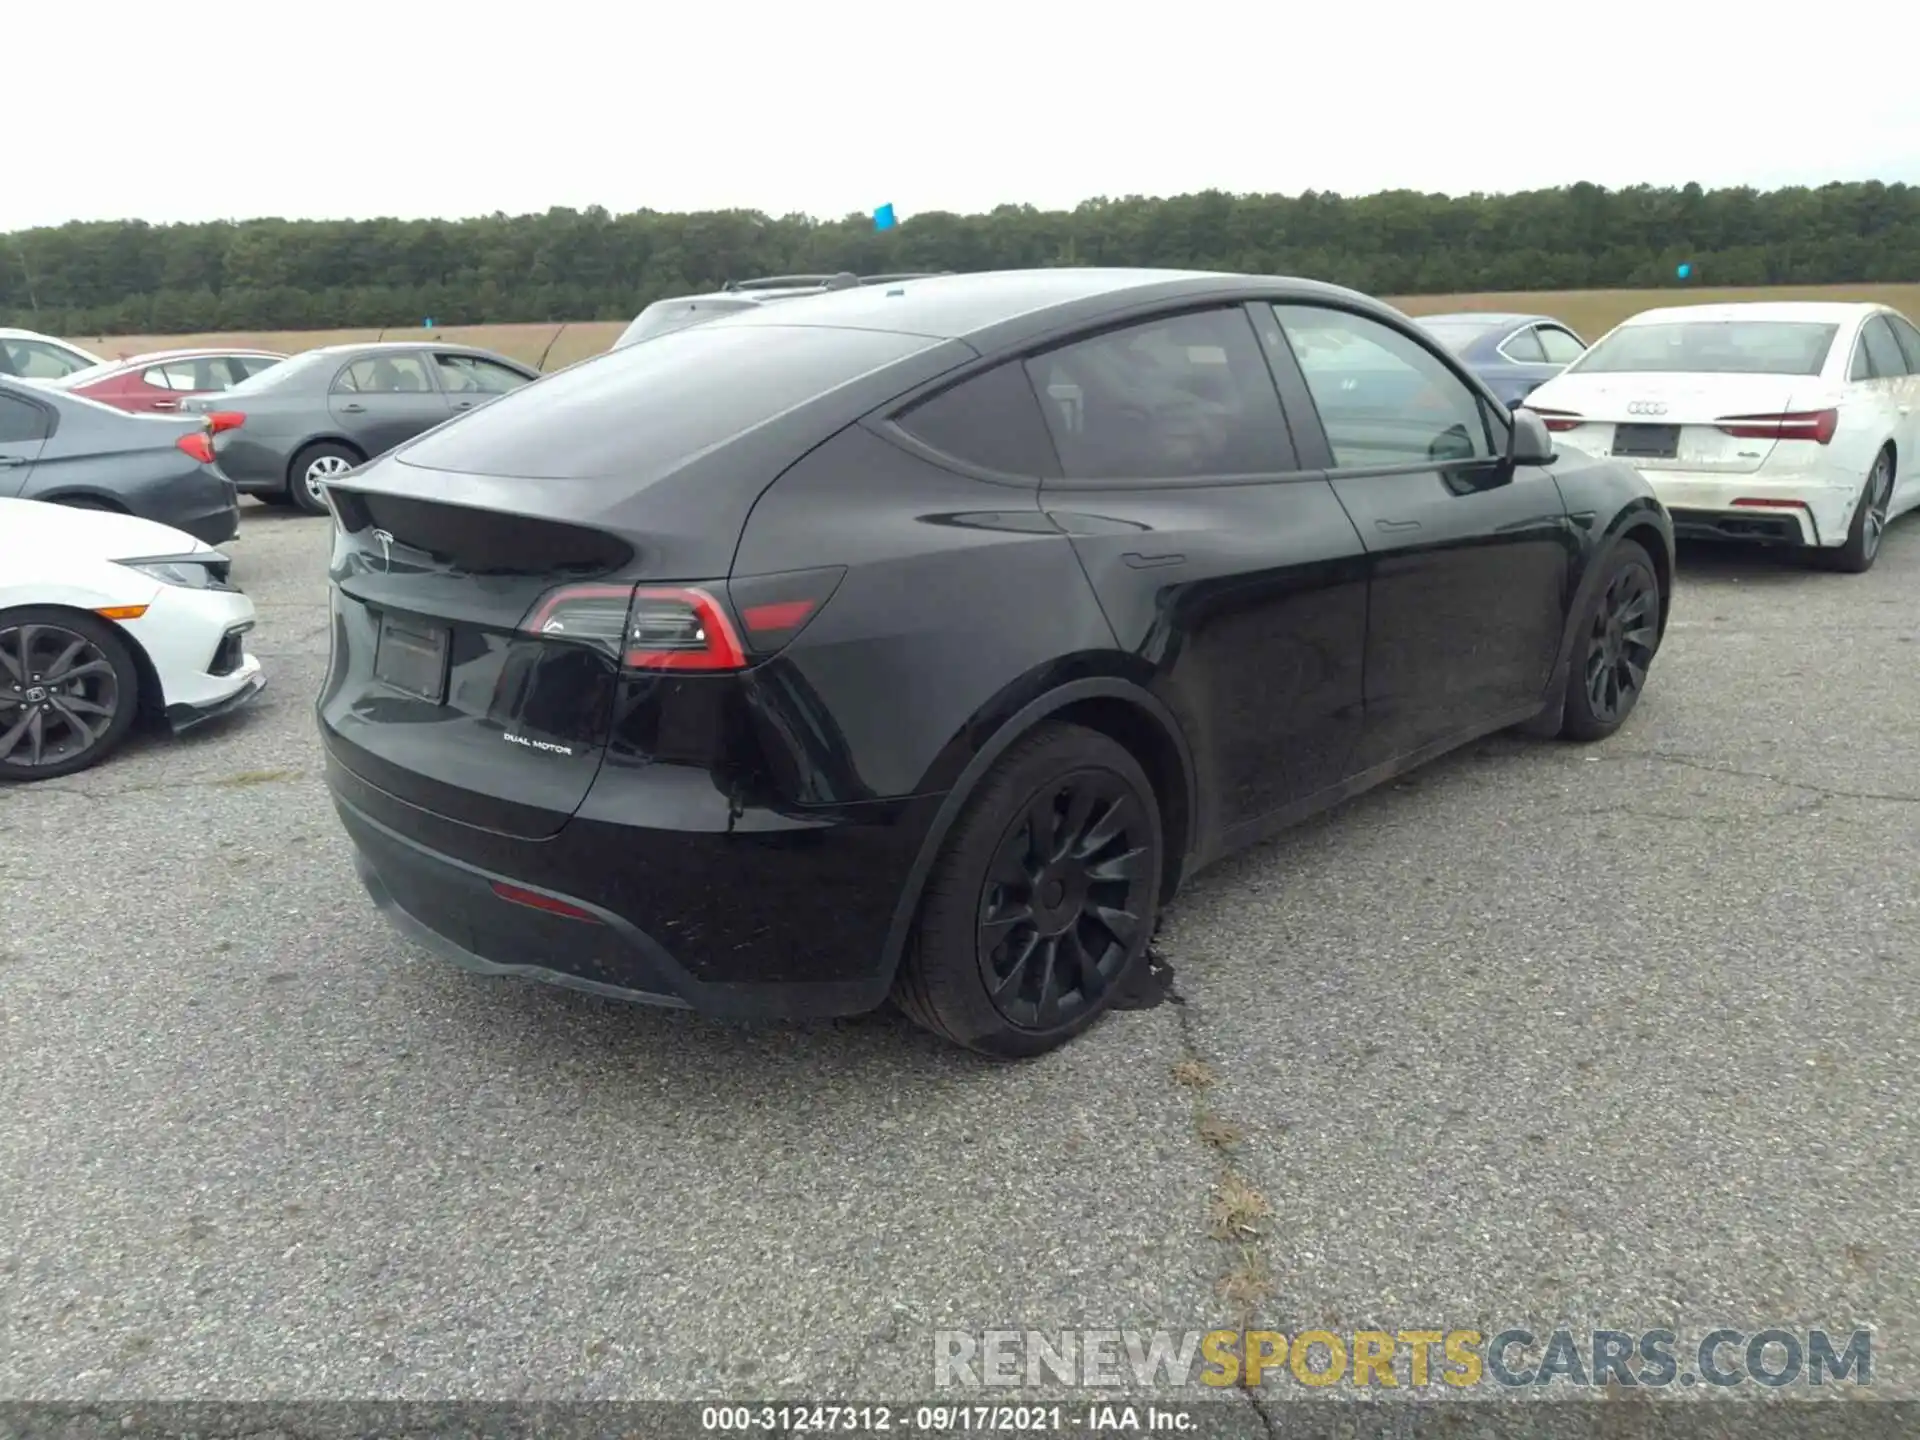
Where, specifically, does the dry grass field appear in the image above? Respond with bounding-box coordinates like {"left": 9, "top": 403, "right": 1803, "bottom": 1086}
{"left": 61, "top": 282, "right": 1920, "bottom": 371}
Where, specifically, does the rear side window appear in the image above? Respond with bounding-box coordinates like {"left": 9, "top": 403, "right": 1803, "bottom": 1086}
{"left": 0, "top": 391, "right": 52, "bottom": 443}
{"left": 399, "top": 322, "right": 945, "bottom": 480}
{"left": 1860, "top": 316, "right": 1908, "bottom": 379}
{"left": 892, "top": 362, "right": 1059, "bottom": 477}
{"left": 1537, "top": 327, "right": 1585, "bottom": 364}
{"left": 334, "top": 355, "right": 435, "bottom": 393}
{"left": 1888, "top": 313, "right": 1920, "bottom": 372}
{"left": 1022, "top": 307, "right": 1295, "bottom": 481}
{"left": 1501, "top": 327, "right": 1548, "bottom": 363}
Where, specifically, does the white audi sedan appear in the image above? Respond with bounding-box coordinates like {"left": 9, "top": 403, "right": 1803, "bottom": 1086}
{"left": 0, "top": 498, "right": 265, "bottom": 781}
{"left": 1521, "top": 301, "right": 1920, "bottom": 572}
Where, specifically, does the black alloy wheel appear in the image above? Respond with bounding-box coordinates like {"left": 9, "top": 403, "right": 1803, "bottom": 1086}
{"left": 0, "top": 610, "right": 141, "bottom": 781}
{"left": 894, "top": 723, "right": 1164, "bottom": 1058}
{"left": 1561, "top": 540, "right": 1659, "bottom": 742}
{"left": 976, "top": 768, "right": 1156, "bottom": 1030}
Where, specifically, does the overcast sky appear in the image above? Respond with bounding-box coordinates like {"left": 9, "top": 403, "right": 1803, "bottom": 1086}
{"left": 9, "top": 0, "right": 1917, "bottom": 233}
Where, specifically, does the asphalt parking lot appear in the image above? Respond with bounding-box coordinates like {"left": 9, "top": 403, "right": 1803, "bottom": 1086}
{"left": 2, "top": 504, "right": 1916, "bottom": 1405}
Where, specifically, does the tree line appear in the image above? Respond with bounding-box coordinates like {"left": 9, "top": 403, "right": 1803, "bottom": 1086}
{"left": 4, "top": 180, "right": 1917, "bottom": 336}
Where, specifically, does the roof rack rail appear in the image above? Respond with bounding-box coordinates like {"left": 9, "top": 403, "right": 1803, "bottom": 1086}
{"left": 719, "top": 270, "right": 953, "bottom": 293}
{"left": 722, "top": 274, "right": 846, "bottom": 292}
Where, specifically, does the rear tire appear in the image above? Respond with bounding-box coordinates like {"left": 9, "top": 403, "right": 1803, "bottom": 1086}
{"left": 1560, "top": 539, "right": 1661, "bottom": 743}
{"left": 892, "top": 723, "right": 1163, "bottom": 1058}
{"left": 1810, "top": 447, "right": 1893, "bottom": 575}
{"left": 0, "top": 606, "right": 142, "bottom": 782}
{"left": 287, "top": 441, "right": 361, "bottom": 516}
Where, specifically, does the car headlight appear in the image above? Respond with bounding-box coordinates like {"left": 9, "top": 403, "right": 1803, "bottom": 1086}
{"left": 114, "top": 554, "right": 235, "bottom": 590}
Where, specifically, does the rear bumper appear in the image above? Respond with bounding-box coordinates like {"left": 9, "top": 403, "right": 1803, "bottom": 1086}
{"left": 324, "top": 744, "right": 939, "bottom": 1021}
{"left": 1632, "top": 466, "right": 1858, "bottom": 548}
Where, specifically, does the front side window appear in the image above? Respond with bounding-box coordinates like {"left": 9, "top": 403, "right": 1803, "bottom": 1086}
{"left": 1022, "top": 307, "right": 1295, "bottom": 481}
{"left": 1273, "top": 303, "right": 1491, "bottom": 468}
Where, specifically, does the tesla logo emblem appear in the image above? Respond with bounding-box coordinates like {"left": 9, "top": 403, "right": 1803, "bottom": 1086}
{"left": 371, "top": 528, "right": 393, "bottom": 570}
{"left": 1627, "top": 401, "right": 1669, "bottom": 416}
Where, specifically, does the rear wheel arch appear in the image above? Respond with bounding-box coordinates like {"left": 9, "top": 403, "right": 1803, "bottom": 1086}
{"left": 875, "top": 677, "right": 1198, "bottom": 987}
{"left": 285, "top": 435, "right": 366, "bottom": 485}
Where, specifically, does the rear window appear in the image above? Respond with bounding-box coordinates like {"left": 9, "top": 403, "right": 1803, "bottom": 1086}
{"left": 1418, "top": 319, "right": 1503, "bottom": 352}
{"left": 1572, "top": 320, "right": 1839, "bottom": 377}
{"left": 218, "top": 349, "right": 327, "bottom": 395}
{"left": 615, "top": 298, "right": 757, "bottom": 348}
{"left": 399, "top": 321, "right": 944, "bottom": 480}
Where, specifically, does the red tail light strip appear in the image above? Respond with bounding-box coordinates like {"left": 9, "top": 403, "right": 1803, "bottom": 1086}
{"left": 490, "top": 881, "right": 602, "bottom": 923}
{"left": 1714, "top": 410, "right": 1838, "bottom": 445}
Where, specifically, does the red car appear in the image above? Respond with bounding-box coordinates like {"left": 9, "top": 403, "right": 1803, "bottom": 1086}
{"left": 51, "top": 348, "right": 288, "bottom": 414}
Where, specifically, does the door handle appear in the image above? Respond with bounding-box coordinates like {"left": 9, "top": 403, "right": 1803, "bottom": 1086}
{"left": 151, "top": 400, "right": 180, "bottom": 410}
{"left": 0, "top": 455, "right": 24, "bottom": 468}
{"left": 1375, "top": 518, "right": 1422, "bottom": 532}
{"left": 452, "top": 400, "right": 473, "bottom": 410}
{"left": 339, "top": 402, "right": 366, "bottom": 413}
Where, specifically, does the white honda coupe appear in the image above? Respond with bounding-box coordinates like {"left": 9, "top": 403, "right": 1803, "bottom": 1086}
{"left": 0, "top": 498, "right": 265, "bottom": 781}
{"left": 1521, "top": 301, "right": 1920, "bottom": 572}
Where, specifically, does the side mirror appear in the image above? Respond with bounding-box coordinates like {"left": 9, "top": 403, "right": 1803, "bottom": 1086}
{"left": 1509, "top": 407, "right": 1557, "bottom": 466}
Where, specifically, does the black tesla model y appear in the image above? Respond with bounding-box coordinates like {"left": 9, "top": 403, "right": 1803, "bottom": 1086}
{"left": 318, "top": 269, "right": 1674, "bottom": 1057}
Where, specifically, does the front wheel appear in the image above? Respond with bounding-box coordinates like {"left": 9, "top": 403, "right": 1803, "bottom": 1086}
{"left": 0, "top": 607, "right": 142, "bottom": 782}
{"left": 893, "top": 723, "right": 1164, "bottom": 1058}
{"left": 287, "top": 441, "right": 362, "bottom": 516}
{"left": 1560, "top": 539, "right": 1661, "bottom": 743}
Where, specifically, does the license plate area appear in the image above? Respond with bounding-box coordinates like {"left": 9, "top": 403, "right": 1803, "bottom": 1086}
{"left": 1611, "top": 423, "right": 1681, "bottom": 460}
{"left": 373, "top": 613, "right": 450, "bottom": 703}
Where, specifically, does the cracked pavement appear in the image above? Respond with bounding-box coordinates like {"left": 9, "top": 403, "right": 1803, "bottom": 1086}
{"left": 1, "top": 504, "right": 1915, "bottom": 1407}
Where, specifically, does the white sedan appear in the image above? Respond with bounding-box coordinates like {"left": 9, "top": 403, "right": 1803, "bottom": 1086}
{"left": 1521, "top": 300, "right": 1920, "bottom": 572}
{"left": 0, "top": 498, "right": 265, "bottom": 781}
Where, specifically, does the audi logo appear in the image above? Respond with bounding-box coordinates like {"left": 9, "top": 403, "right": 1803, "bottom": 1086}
{"left": 1627, "top": 401, "right": 1669, "bottom": 416}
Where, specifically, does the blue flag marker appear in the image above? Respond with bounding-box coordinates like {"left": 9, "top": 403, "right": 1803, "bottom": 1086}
{"left": 873, "top": 203, "right": 896, "bottom": 232}
{"left": 1675, "top": 263, "right": 1691, "bottom": 281}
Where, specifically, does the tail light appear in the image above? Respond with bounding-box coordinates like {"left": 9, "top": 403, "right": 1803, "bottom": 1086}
{"left": 521, "top": 567, "right": 845, "bottom": 673}
{"left": 1524, "top": 406, "right": 1583, "bottom": 433}
{"left": 207, "top": 411, "right": 245, "bottom": 435}
{"left": 1714, "top": 409, "right": 1838, "bottom": 445}
{"left": 177, "top": 432, "right": 215, "bottom": 464}
{"left": 522, "top": 583, "right": 747, "bottom": 673}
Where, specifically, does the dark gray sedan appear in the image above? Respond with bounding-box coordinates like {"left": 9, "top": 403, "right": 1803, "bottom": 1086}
{"left": 0, "top": 376, "right": 239, "bottom": 544}
{"left": 182, "top": 342, "right": 539, "bottom": 514}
